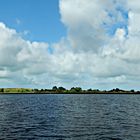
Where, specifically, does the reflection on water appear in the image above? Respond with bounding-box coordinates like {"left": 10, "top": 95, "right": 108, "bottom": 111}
{"left": 0, "top": 94, "right": 140, "bottom": 139}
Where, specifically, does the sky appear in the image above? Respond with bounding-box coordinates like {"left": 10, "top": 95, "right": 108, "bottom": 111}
{"left": 0, "top": 0, "right": 66, "bottom": 43}
{"left": 0, "top": 0, "right": 140, "bottom": 90}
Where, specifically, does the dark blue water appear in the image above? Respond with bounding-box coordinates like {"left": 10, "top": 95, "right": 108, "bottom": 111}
{"left": 0, "top": 94, "right": 140, "bottom": 140}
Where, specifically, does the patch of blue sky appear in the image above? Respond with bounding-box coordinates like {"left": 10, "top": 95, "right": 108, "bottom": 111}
{"left": 47, "top": 46, "right": 54, "bottom": 54}
{"left": 116, "top": 5, "right": 129, "bottom": 19}
{"left": 103, "top": 6, "right": 129, "bottom": 37}
{"left": 0, "top": 0, "right": 66, "bottom": 43}
{"left": 104, "top": 22, "right": 128, "bottom": 37}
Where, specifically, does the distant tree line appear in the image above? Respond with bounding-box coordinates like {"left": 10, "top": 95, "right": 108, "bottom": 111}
{"left": 33, "top": 86, "right": 83, "bottom": 93}
{"left": 0, "top": 87, "right": 139, "bottom": 94}
{"left": 32, "top": 87, "right": 138, "bottom": 94}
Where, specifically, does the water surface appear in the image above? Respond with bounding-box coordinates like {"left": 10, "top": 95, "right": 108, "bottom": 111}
{"left": 0, "top": 94, "right": 140, "bottom": 140}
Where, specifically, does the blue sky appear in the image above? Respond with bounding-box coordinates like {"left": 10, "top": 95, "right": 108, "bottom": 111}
{"left": 0, "top": 0, "right": 66, "bottom": 43}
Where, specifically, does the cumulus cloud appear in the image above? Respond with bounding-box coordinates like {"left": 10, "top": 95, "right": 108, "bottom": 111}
{"left": 58, "top": 0, "right": 140, "bottom": 89}
{"left": 59, "top": 0, "right": 108, "bottom": 52}
{"left": 0, "top": 0, "right": 140, "bottom": 89}
{"left": 0, "top": 22, "right": 51, "bottom": 87}
{"left": 59, "top": 0, "right": 128, "bottom": 52}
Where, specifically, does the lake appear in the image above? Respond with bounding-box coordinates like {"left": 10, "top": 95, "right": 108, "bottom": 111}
{"left": 0, "top": 94, "right": 140, "bottom": 140}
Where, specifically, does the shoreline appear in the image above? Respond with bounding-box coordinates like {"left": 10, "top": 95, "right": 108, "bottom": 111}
{"left": 0, "top": 88, "right": 139, "bottom": 94}
{"left": 0, "top": 92, "right": 139, "bottom": 94}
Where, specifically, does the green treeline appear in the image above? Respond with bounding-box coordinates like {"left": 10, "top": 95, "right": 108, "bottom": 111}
{"left": 0, "top": 87, "right": 138, "bottom": 94}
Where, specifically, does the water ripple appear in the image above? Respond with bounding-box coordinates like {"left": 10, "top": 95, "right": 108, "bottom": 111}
{"left": 0, "top": 94, "right": 140, "bottom": 139}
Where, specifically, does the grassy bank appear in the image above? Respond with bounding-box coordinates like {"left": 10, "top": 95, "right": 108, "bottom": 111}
{"left": 0, "top": 88, "right": 33, "bottom": 93}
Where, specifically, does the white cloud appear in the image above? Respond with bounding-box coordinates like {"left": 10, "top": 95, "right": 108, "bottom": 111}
{"left": 59, "top": 0, "right": 109, "bottom": 52}
{"left": 0, "top": 23, "right": 51, "bottom": 86}
{"left": 58, "top": 0, "right": 140, "bottom": 89}
{"left": 59, "top": 0, "right": 128, "bottom": 53}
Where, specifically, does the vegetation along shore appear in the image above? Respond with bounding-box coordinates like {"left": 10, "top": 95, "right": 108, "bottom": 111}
{"left": 0, "top": 87, "right": 139, "bottom": 94}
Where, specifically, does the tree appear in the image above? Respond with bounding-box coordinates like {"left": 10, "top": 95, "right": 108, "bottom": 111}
{"left": 130, "top": 89, "right": 135, "bottom": 93}
{"left": 115, "top": 88, "right": 120, "bottom": 92}
{"left": 87, "top": 89, "right": 92, "bottom": 92}
{"left": 52, "top": 86, "right": 57, "bottom": 91}
{"left": 70, "top": 87, "right": 82, "bottom": 92}
{"left": 58, "top": 87, "right": 66, "bottom": 91}
{"left": 34, "top": 89, "right": 39, "bottom": 92}
{"left": 41, "top": 89, "right": 44, "bottom": 92}
{"left": 0, "top": 88, "right": 4, "bottom": 92}
{"left": 75, "top": 87, "right": 82, "bottom": 92}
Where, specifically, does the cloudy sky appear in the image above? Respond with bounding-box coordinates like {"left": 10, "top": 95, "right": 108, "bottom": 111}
{"left": 0, "top": 0, "right": 140, "bottom": 90}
